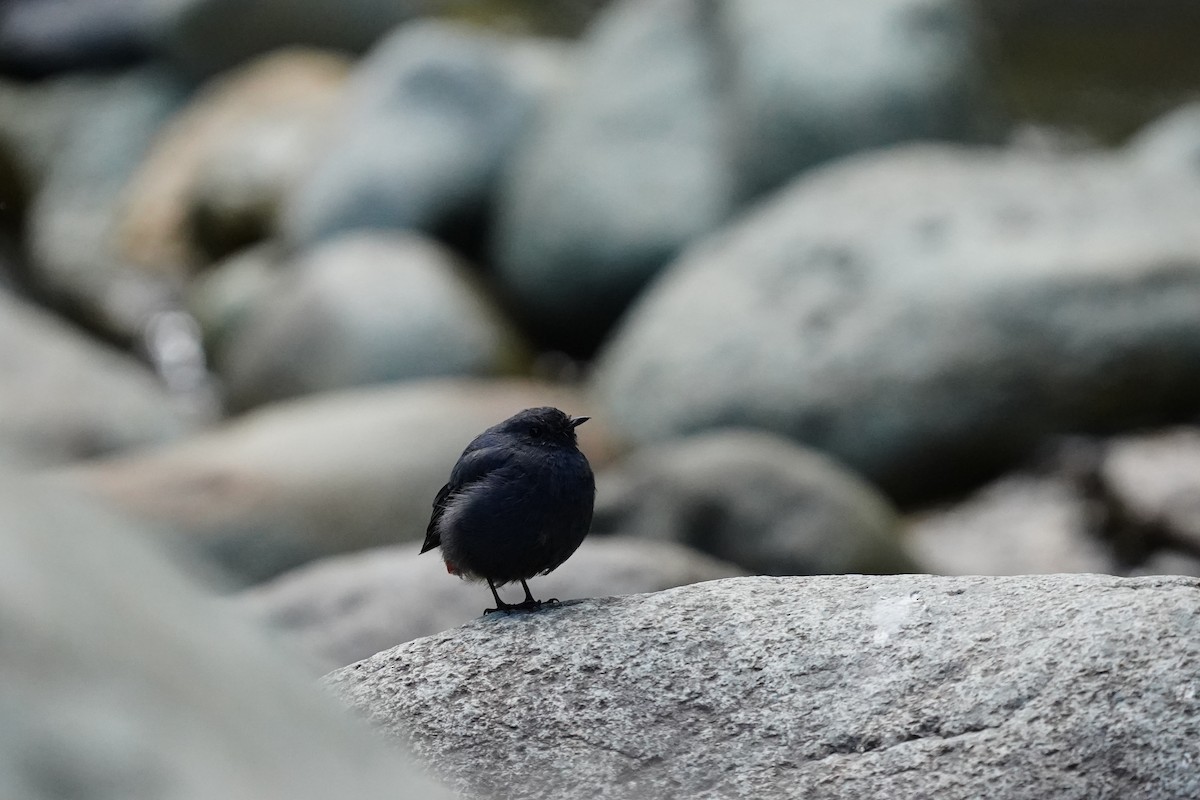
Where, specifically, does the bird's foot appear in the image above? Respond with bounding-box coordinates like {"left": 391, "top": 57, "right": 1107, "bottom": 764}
{"left": 485, "top": 597, "right": 560, "bottom": 614}
{"left": 483, "top": 603, "right": 515, "bottom": 615}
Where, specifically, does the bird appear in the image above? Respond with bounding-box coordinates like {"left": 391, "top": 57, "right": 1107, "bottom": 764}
{"left": 421, "top": 406, "right": 596, "bottom": 613}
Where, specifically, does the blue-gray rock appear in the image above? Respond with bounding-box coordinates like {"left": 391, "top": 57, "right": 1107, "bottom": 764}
{"left": 282, "top": 21, "right": 569, "bottom": 252}
{"left": 715, "top": 0, "right": 995, "bottom": 200}
{"left": 0, "top": 289, "right": 185, "bottom": 468}
{"left": 494, "top": 0, "right": 994, "bottom": 352}
{"left": 0, "top": 0, "right": 154, "bottom": 77}
{"left": 1127, "top": 102, "right": 1200, "bottom": 175}
{"left": 151, "top": 0, "right": 439, "bottom": 77}
{"left": 326, "top": 573, "right": 1200, "bottom": 800}
{"left": 240, "top": 536, "right": 744, "bottom": 673}
{"left": 493, "top": 0, "right": 732, "bottom": 350}
{"left": 216, "top": 232, "right": 527, "bottom": 410}
{"left": 593, "top": 144, "right": 1200, "bottom": 501}
{"left": 187, "top": 241, "right": 286, "bottom": 360}
{"left": 0, "top": 71, "right": 154, "bottom": 210}
{"left": 0, "top": 476, "right": 452, "bottom": 800}
{"left": 593, "top": 430, "right": 914, "bottom": 575}
{"left": 58, "top": 378, "right": 600, "bottom": 583}
{"left": 25, "top": 68, "right": 189, "bottom": 341}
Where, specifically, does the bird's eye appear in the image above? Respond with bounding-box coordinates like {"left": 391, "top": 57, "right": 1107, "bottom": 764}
{"left": 528, "top": 425, "right": 542, "bottom": 438}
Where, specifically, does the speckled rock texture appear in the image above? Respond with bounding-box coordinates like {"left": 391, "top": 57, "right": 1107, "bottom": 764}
{"left": 326, "top": 574, "right": 1200, "bottom": 800}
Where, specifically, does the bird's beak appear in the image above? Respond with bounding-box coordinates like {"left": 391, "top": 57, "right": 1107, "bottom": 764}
{"left": 570, "top": 416, "right": 590, "bottom": 428}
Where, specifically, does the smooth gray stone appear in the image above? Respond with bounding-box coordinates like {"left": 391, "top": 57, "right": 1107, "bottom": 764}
{"left": 593, "top": 144, "right": 1200, "bottom": 500}
{"left": 283, "top": 21, "right": 568, "bottom": 251}
{"left": 905, "top": 474, "right": 1116, "bottom": 576}
{"left": 0, "top": 476, "right": 453, "bottom": 800}
{"left": 0, "top": 289, "right": 185, "bottom": 467}
{"left": 214, "top": 232, "right": 527, "bottom": 410}
{"left": 594, "top": 430, "right": 914, "bottom": 575}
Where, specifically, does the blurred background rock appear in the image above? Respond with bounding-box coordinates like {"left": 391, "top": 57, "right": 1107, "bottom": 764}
{"left": 3, "top": 0, "right": 1200, "bottom": 683}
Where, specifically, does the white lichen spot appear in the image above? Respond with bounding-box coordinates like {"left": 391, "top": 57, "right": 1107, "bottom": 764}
{"left": 871, "top": 591, "right": 924, "bottom": 645}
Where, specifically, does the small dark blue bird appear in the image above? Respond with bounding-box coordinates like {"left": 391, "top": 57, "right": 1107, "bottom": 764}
{"left": 421, "top": 407, "right": 596, "bottom": 613}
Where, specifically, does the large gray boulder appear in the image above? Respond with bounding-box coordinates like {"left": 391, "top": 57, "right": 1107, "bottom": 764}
{"left": 57, "top": 378, "right": 604, "bottom": 583}
{"left": 282, "top": 21, "right": 569, "bottom": 251}
{"left": 240, "top": 536, "right": 744, "bottom": 673}
{"left": 327, "top": 573, "right": 1200, "bottom": 800}
{"left": 494, "top": 0, "right": 991, "bottom": 350}
{"left": 0, "top": 289, "right": 185, "bottom": 467}
{"left": 593, "top": 144, "right": 1200, "bottom": 500}
{"left": 493, "top": 0, "right": 732, "bottom": 350}
{"left": 714, "top": 0, "right": 993, "bottom": 199}
{"left": 0, "top": 476, "right": 452, "bottom": 800}
{"left": 594, "top": 430, "right": 914, "bottom": 575}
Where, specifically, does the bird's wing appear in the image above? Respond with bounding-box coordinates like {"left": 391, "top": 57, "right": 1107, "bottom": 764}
{"left": 420, "top": 482, "right": 453, "bottom": 553}
{"left": 420, "top": 444, "right": 511, "bottom": 554}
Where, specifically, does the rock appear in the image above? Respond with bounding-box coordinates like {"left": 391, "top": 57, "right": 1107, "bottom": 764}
{"left": 282, "top": 21, "right": 569, "bottom": 253}
{"left": 0, "top": 476, "right": 452, "bottom": 800}
{"left": 905, "top": 474, "right": 1116, "bottom": 575}
{"left": 215, "top": 232, "right": 528, "bottom": 410}
{"left": 494, "top": 0, "right": 995, "bottom": 353}
{"left": 1101, "top": 428, "right": 1200, "bottom": 554}
{"left": 57, "top": 378, "right": 607, "bottom": 583}
{"left": 593, "top": 430, "right": 914, "bottom": 575}
{"left": 0, "top": 73, "right": 119, "bottom": 193}
{"left": 326, "top": 573, "right": 1200, "bottom": 800}
{"left": 118, "top": 49, "right": 351, "bottom": 271}
{"left": 493, "top": 0, "right": 732, "bottom": 352}
{"left": 714, "top": 0, "right": 995, "bottom": 200}
{"left": 240, "top": 536, "right": 744, "bottom": 673}
{"left": 1128, "top": 102, "right": 1200, "bottom": 175}
{"left": 0, "top": 289, "right": 185, "bottom": 468}
{"left": 154, "top": 0, "right": 440, "bottom": 77}
{"left": 26, "top": 68, "right": 189, "bottom": 341}
{"left": 0, "top": 0, "right": 154, "bottom": 77}
{"left": 593, "top": 144, "right": 1200, "bottom": 501}
{"left": 187, "top": 241, "right": 286, "bottom": 359}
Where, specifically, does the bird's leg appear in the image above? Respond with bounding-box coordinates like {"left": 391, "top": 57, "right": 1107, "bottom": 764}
{"left": 483, "top": 578, "right": 515, "bottom": 614}
{"left": 512, "top": 579, "right": 560, "bottom": 611}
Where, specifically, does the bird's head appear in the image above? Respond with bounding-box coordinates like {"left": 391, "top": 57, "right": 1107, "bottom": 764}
{"left": 498, "top": 406, "right": 589, "bottom": 447}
